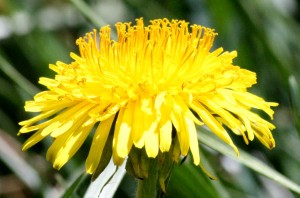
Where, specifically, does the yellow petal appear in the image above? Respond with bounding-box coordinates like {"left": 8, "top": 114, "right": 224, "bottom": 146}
{"left": 202, "top": 99, "right": 244, "bottom": 135}
{"left": 85, "top": 115, "right": 115, "bottom": 174}
{"left": 233, "top": 91, "right": 278, "bottom": 119}
{"left": 191, "top": 101, "right": 231, "bottom": 144}
{"left": 132, "top": 99, "right": 145, "bottom": 148}
{"left": 174, "top": 95, "right": 203, "bottom": 126}
{"left": 135, "top": 97, "right": 159, "bottom": 151}
{"left": 50, "top": 118, "right": 95, "bottom": 169}
{"left": 19, "top": 120, "right": 51, "bottom": 133}
{"left": 46, "top": 116, "right": 88, "bottom": 166}
{"left": 145, "top": 129, "right": 159, "bottom": 158}
{"left": 171, "top": 102, "right": 189, "bottom": 156}
{"left": 183, "top": 116, "right": 200, "bottom": 165}
{"left": 19, "top": 109, "right": 59, "bottom": 126}
{"left": 22, "top": 128, "right": 45, "bottom": 151}
{"left": 159, "top": 120, "right": 172, "bottom": 152}
{"left": 116, "top": 102, "right": 134, "bottom": 158}
{"left": 24, "top": 100, "right": 77, "bottom": 112}
{"left": 97, "top": 101, "right": 126, "bottom": 121}
{"left": 240, "top": 115, "right": 255, "bottom": 141}
{"left": 143, "top": 99, "right": 159, "bottom": 157}
{"left": 112, "top": 107, "right": 127, "bottom": 165}
{"left": 191, "top": 101, "right": 239, "bottom": 155}
{"left": 51, "top": 103, "right": 95, "bottom": 137}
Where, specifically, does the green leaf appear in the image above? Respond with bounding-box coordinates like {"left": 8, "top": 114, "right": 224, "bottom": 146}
{"left": 198, "top": 128, "right": 300, "bottom": 194}
{"left": 61, "top": 172, "right": 89, "bottom": 198}
{"left": 165, "top": 159, "right": 221, "bottom": 198}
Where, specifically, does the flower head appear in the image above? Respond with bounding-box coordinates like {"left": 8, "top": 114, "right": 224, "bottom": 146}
{"left": 19, "top": 18, "right": 278, "bottom": 175}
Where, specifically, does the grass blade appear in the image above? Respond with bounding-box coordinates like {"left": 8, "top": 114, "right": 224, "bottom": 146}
{"left": 198, "top": 128, "right": 300, "bottom": 194}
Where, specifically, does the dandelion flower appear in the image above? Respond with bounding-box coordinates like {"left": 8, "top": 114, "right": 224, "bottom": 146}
{"left": 19, "top": 18, "right": 278, "bottom": 177}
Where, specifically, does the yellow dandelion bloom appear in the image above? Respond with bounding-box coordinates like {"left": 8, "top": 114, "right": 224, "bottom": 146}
{"left": 19, "top": 18, "right": 278, "bottom": 175}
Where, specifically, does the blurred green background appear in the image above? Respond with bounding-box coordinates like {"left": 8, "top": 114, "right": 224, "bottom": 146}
{"left": 1, "top": 0, "right": 300, "bottom": 197}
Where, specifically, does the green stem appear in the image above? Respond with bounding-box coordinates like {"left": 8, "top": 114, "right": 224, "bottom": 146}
{"left": 136, "top": 158, "right": 159, "bottom": 198}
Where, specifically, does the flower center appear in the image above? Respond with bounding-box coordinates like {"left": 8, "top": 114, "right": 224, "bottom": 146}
{"left": 126, "top": 81, "right": 160, "bottom": 100}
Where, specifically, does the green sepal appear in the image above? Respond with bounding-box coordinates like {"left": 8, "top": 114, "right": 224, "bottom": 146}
{"left": 126, "top": 147, "right": 144, "bottom": 179}
{"left": 172, "top": 136, "right": 181, "bottom": 162}
{"left": 140, "top": 149, "right": 151, "bottom": 179}
{"left": 158, "top": 150, "right": 174, "bottom": 193}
